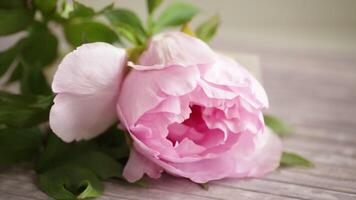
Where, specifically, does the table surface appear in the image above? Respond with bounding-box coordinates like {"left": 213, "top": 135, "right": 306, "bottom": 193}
{"left": 1, "top": 52, "right": 356, "bottom": 200}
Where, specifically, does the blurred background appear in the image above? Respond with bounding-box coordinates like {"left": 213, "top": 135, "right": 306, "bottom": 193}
{"left": 80, "top": 0, "right": 356, "bottom": 59}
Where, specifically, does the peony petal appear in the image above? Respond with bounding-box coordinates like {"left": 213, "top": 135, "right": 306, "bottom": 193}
{"left": 118, "top": 66, "right": 199, "bottom": 126}
{"left": 203, "top": 54, "right": 248, "bottom": 87}
{"left": 52, "top": 42, "right": 126, "bottom": 94}
{"left": 50, "top": 42, "right": 127, "bottom": 142}
{"left": 199, "top": 80, "right": 237, "bottom": 100}
{"left": 123, "top": 150, "right": 163, "bottom": 182}
{"left": 175, "top": 138, "right": 206, "bottom": 157}
{"left": 203, "top": 54, "right": 269, "bottom": 108}
{"left": 157, "top": 66, "right": 200, "bottom": 96}
{"left": 231, "top": 128, "right": 282, "bottom": 177}
{"left": 50, "top": 94, "right": 117, "bottom": 142}
{"left": 133, "top": 32, "right": 216, "bottom": 70}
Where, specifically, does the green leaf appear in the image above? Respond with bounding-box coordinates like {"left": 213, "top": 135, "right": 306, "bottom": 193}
{"left": 0, "top": 41, "right": 23, "bottom": 76}
{"left": 39, "top": 164, "right": 103, "bottom": 200}
{"left": 56, "top": 0, "right": 74, "bottom": 19}
{"left": 37, "top": 132, "right": 95, "bottom": 172}
{"left": 0, "top": 40, "right": 25, "bottom": 77}
{"left": 0, "top": 8, "right": 33, "bottom": 36}
{"left": 20, "top": 61, "right": 52, "bottom": 95}
{"left": 37, "top": 133, "right": 123, "bottom": 179}
{"left": 21, "top": 25, "right": 58, "bottom": 68}
{"left": 105, "top": 9, "right": 146, "bottom": 45}
{"left": 199, "top": 183, "right": 209, "bottom": 190}
{"left": 264, "top": 114, "right": 293, "bottom": 137}
{"left": 64, "top": 21, "right": 119, "bottom": 47}
{"left": 97, "top": 3, "right": 114, "bottom": 14}
{"left": 147, "top": 0, "right": 163, "bottom": 14}
{"left": 69, "top": 1, "right": 95, "bottom": 18}
{"left": 95, "top": 126, "right": 130, "bottom": 160}
{"left": 196, "top": 15, "right": 220, "bottom": 42}
{"left": 7, "top": 62, "right": 23, "bottom": 83}
{"left": 0, "top": 0, "right": 24, "bottom": 8}
{"left": 0, "top": 127, "right": 43, "bottom": 165}
{"left": 126, "top": 46, "right": 146, "bottom": 63}
{"left": 154, "top": 2, "right": 198, "bottom": 31}
{"left": 71, "top": 151, "right": 123, "bottom": 179}
{"left": 35, "top": 0, "right": 57, "bottom": 13}
{"left": 134, "top": 178, "right": 149, "bottom": 188}
{"left": 0, "top": 91, "right": 53, "bottom": 127}
{"left": 280, "top": 152, "right": 314, "bottom": 168}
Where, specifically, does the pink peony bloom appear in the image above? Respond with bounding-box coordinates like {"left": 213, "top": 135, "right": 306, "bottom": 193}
{"left": 118, "top": 32, "right": 282, "bottom": 183}
{"left": 49, "top": 32, "right": 282, "bottom": 183}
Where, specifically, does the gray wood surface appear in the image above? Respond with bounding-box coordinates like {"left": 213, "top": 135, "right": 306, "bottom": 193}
{"left": 0, "top": 52, "right": 355, "bottom": 200}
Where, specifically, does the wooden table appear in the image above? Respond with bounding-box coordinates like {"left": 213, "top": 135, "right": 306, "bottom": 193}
{"left": 1, "top": 52, "right": 356, "bottom": 200}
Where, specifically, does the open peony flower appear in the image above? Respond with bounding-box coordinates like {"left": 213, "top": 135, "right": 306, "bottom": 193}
{"left": 118, "top": 32, "right": 282, "bottom": 183}
{"left": 49, "top": 32, "right": 282, "bottom": 183}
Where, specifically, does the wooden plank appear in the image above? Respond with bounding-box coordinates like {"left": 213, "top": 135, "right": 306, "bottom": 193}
{"left": 293, "top": 126, "right": 356, "bottom": 146}
{"left": 214, "top": 178, "right": 356, "bottom": 200}
{"left": 0, "top": 193, "right": 35, "bottom": 200}
{"left": 265, "top": 170, "right": 356, "bottom": 194}
{"left": 143, "top": 175, "right": 294, "bottom": 200}
{"left": 0, "top": 177, "right": 49, "bottom": 200}
{"left": 283, "top": 135, "right": 356, "bottom": 158}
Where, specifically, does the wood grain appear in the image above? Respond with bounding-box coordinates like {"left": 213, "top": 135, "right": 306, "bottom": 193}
{"left": 0, "top": 52, "right": 355, "bottom": 199}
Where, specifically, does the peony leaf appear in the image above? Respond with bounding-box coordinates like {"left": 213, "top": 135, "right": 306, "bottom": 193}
{"left": 264, "top": 114, "right": 293, "bottom": 137}
{"left": 70, "top": 151, "right": 123, "bottom": 179}
{"left": 134, "top": 178, "right": 149, "bottom": 188}
{"left": 95, "top": 126, "right": 130, "bottom": 160}
{"left": 69, "top": 1, "right": 95, "bottom": 18}
{"left": 199, "top": 183, "right": 209, "bottom": 190}
{"left": 0, "top": 39, "right": 26, "bottom": 77}
{"left": 38, "top": 164, "right": 103, "bottom": 200}
{"left": 0, "top": 91, "right": 53, "bottom": 127}
{"left": 20, "top": 61, "right": 52, "bottom": 95}
{"left": 64, "top": 21, "right": 119, "bottom": 47}
{"left": 196, "top": 15, "right": 220, "bottom": 42}
{"left": 280, "top": 152, "right": 314, "bottom": 168}
{"left": 34, "top": 0, "right": 57, "bottom": 13}
{"left": 21, "top": 24, "right": 58, "bottom": 68}
{"left": 154, "top": 2, "right": 198, "bottom": 31}
{"left": 105, "top": 9, "right": 146, "bottom": 45}
{"left": 0, "top": 127, "right": 43, "bottom": 165}
{"left": 37, "top": 132, "right": 123, "bottom": 179}
{"left": 0, "top": 8, "right": 33, "bottom": 36}
{"left": 0, "top": 0, "right": 24, "bottom": 8}
{"left": 147, "top": 0, "right": 163, "bottom": 14}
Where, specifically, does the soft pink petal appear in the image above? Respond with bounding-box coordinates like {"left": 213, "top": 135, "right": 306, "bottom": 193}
{"left": 133, "top": 32, "right": 216, "bottom": 70}
{"left": 156, "top": 153, "right": 236, "bottom": 183}
{"left": 50, "top": 42, "right": 127, "bottom": 142}
{"left": 118, "top": 66, "right": 199, "bottom": 126}
{"left": 52, "top": 42, "right": 126, "bottom": 94}
{"left": 123, "top": 150, "right": 163, "bottom": 182}
{"left": 231, "top": 128, "right": 282, "bottom": 177}
{"left": 174, "top": 138, "right": 206, "bottom": 157}
{"left": 203, "top": 54, "right": 269, "bottom": 108}
{"left": 50, "top": 94, "right": 117, "bottom": 142}
{"left": 203, "top": 54, "right": 248, "bottom": 87}
{"left": 199, "top": 80, "right": 237, "bottom": 100}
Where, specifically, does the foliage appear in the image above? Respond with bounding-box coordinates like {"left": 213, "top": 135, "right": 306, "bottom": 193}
{"left": 280, "top": 152, "right": 314, "bottom": 168}
{"left": 0, "top": 0, "right": 310, "bottom": 199}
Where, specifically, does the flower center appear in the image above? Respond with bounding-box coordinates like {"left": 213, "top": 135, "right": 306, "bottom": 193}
{"left": 167, "top": 105, "right": 225, "bottom": 148}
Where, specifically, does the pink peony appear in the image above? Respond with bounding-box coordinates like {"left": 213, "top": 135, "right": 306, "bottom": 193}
{"left": 49, "top": 32, "right": 282, "bottom": 183}
{"left": 118, "top": 32, "right": 282, "bottom": 183}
